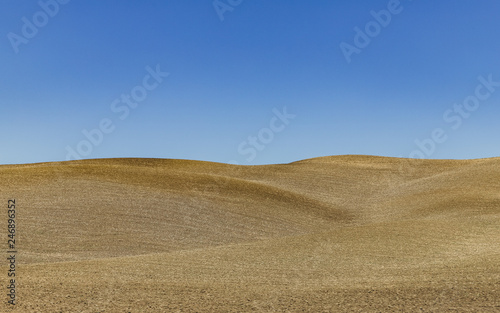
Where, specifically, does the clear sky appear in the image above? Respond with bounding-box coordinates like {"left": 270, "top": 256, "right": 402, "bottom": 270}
{"left": 1, "top": 0, "right": 500, "bottom": 165}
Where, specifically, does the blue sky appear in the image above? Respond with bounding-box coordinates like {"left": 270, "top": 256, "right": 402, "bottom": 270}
{"left": 1, "top": 0, "right": 500, "bottom": 165}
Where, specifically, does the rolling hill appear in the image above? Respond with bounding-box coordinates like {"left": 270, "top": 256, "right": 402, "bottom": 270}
{"left": 0, "top": 155, "right": 499, "bottom": 312}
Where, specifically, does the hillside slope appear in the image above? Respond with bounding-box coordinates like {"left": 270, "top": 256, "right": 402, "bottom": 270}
{"left": 0, "top": 156, "right": 499, "bottom": 312}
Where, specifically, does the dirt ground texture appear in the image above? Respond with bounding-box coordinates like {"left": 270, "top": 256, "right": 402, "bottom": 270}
{"left": 0, "top": 155, "right": 499, "bottom": 312}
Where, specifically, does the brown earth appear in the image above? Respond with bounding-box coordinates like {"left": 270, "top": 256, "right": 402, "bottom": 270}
{"left": 0, "top": 155, "right": 499, "bottom": 312}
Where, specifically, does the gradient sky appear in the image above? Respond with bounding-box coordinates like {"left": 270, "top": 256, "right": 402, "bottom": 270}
{"left": 1, "top": 0, "right": 500, "bottom": 165}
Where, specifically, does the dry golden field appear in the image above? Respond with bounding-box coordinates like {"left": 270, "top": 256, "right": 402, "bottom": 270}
{"left": 0, "top": 155, "right": 499, "bottom": 312}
